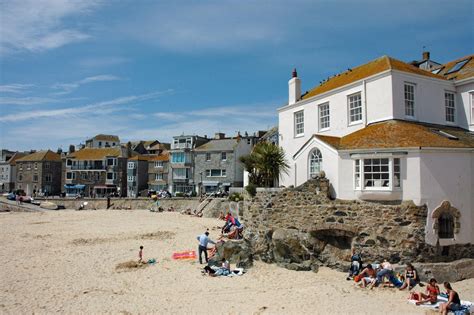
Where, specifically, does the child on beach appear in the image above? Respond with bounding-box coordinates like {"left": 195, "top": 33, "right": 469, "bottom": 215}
{"left": 138, "top": 246, "right": 144, "bottom": 263}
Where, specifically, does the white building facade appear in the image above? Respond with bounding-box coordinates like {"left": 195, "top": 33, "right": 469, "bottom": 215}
{"left": 279, "top": 54, "right": 474, "bottom": 246}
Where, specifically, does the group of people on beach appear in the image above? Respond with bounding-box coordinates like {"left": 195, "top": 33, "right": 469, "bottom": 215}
{"left": 348, "top": 248, "right": 466, "bottom": 314}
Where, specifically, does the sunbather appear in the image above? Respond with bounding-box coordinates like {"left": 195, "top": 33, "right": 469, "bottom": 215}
{"left": 346, "top": 248, "right": 362, "bottom": 280}
{"left": 439, "top": 282, "right": 462, "bottom": 315}
{"left": 211, "top": 258, "right": 231, "bottom": 277}
{"left": 415, "top": 278, "right": 439, "bottom": 305}
{"left": 358, "top": 264, "right": 376, "bottom": 288}
{"left": 399, "top": 263, "right": 419, "bottom": 290}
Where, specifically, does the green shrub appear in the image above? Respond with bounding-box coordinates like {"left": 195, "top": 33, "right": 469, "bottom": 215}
{"left": 245, "top": 183, "right": 257, "bottom": 197}
{"left": 228, "top": 192, "right": 242, "bottom": 202}
{"left": 175, "top": 192, "right": 184, "bottom": 197}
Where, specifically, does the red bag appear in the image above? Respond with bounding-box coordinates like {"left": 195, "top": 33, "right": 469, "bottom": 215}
{"left": 354, "top": 275, "right": 362, "bottom": 283}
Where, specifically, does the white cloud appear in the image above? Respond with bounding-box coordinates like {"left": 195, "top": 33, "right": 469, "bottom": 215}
{"left": 0, "top": 90, "right": 173, "bottom": 122}
{"left": 0, "top": 0, "right": 102, "bottom": 55}
{"left": 78, "top": 56, "right": 130, "bottom": 68}
{"left": 51, "top": 74, "right": 122, "bottom": 95}
{"left": 0, "top": 84, "right": 35, "bottom": 94}
{"left": 0, "top": 96, "right": 66, "bottom": 106}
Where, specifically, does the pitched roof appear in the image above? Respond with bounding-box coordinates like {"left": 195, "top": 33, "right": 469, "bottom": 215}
{"left": 302, "top": 56, "right": 445, "bottom": 100}
{"left": 92, "top": 134, "right": 120, "bottom": 142}
{"left": 148, "top": 153, "right": 169, "bottom": 162}
{"left": 128, "top": 155, "right": 153, "bottom": 161}
{"left": 16, "top": 150, "right": 61, "bottom": 162}
{"left": 312, "top": 120, "right": 474, "bottom": 151}
{"left": 7, "top": 152, "right": 28, "bottom": 165}
{"left": 194, "top": 138, "right": 239, "bottom": 151}
{"left": 435, "top": 55, "right": 474, "bottom": 81}
{"left": 67, "top": 147, "right": 123, "bottom": 160}
{"left": 148, "top": 142, "right": 170, "bottom": 151}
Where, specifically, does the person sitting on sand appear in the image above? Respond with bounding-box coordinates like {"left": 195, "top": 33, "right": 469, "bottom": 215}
{"left": 211, "top": 258, "right": 231, "bottom": 277}
{"left": 399, "top": 263, "right": 419, "bottom": 290}
{"left": 376, "top": 259, "right": 393, "bottom": 285}
{"left": 221, "top": 212, "right": 236, "bottom": 233}
{"left": 358, "top": 264, "right": 376, "bottom": 288}
{"left": 439, "top": 282, "right": 463, "bottom": 314}
{"left": 347, "top": 248, "right": 362, "bottom": 280}
{"left": 415, "top": 278, "right": 440, "bottom": 305}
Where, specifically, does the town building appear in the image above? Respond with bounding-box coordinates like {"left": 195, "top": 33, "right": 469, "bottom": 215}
{"left": 194, "top": 133, "right": 258, "bottom": 194}
{"left": 147, "top": 153, "right": 170, "bottom": 192}
{"left": 64, "top": 147, "right": 128, "bottom": 197}
{"left": 126, "top": 155, "right": 151, "bottom": 197}
{"left": 15, "top": 150, "right": 62, "bottom": 196}
{"left": 169, "top": 135, "right": 209, "bottom": 194}
{"left": 85, "top": 134, "right": 120, "bottom": 148}
{"left": 278, "top": 53, "right": 474, "bottom": 246}
{"left": 0, "top": 151, "right": 27, "bottom": 193}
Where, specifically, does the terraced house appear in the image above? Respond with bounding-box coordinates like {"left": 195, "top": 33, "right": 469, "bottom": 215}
{"left": 0, "top": 151, "right": 27, "bottom": 193}
{"left": 15, "top": 150, "right": 62, "bottom": 196}
{"left": 147, "top": 153, "right": 170, "bottom": 193}
{"left": 279, "top": 52, "right": 474, "bottom": 247}
{"left": 64, "top": 147, "right": 128, "bottom": 197}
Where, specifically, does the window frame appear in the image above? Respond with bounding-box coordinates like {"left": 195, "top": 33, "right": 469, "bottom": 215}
{"left": 45, "top": 174, "right": 52, "bottom": 183}
{"left": 308, "top": 149, "right": 322, "bottom": 179}
{"left": 470, "top": 92, "right": 474, "bottom": 126}
{"left": 294, "top": 110, "right": 304, "bottom": 137}
{"left": 221, "top": 152, "right": 227, "bottom": 161}
{"left": 444, "top": 91, "right": 456, "bottom": 123}
{"left": 318, "top": 102, "right": 330, "bottom": 131}
{"left": 347, "top": 92, "right": 363, "bottom": 125}
{"left": 404, "top": 82, "right": 416, "bottom": 119}
{"left": 206, "top": 153, "right": 211, "bottom": 161}
{"left": 353, "top": 157, "right": 402, "bottom": 191}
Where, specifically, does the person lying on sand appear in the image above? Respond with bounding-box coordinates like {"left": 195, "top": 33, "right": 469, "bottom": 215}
{"left": 415, "top": 278, "right": 440, "bottom": 305}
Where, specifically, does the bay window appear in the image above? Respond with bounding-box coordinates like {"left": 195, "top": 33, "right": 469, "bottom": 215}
{"left": 354, "top": 157, "right": 401, "bottom": 190}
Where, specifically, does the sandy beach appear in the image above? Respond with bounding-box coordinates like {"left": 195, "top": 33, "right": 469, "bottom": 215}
{"left": 0, "top": 209, "right": 472, "bottom": 315}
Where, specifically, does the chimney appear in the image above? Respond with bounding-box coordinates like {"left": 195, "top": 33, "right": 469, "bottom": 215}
{"left": 214, "top": 133, "right": 225, "bottom": 139}
{"left": 288, "top": 68, "right": 301, "bottom": 105}
{"left": 422, "top": 51, "right": 430, "bottom": 60}
{"left": 68, "top": 145, "right": 75, "bottom": 154}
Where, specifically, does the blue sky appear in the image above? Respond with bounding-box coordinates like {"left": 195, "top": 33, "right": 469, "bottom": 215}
{"left": 0, "top": 0, "right": 472, "bottom": 151}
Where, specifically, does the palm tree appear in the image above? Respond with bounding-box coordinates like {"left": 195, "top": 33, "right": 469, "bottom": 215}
{"left": 240, "top": 142, "right": 289, "bottom": 187}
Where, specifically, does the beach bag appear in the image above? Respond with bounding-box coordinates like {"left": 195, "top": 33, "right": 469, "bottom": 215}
{"left": 354, "top": 275, "right": 362, "bottom": 283}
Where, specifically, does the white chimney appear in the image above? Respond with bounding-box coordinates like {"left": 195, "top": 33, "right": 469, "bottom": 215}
{"left": 288, "top": 68, "right": 301, "bottom": 105}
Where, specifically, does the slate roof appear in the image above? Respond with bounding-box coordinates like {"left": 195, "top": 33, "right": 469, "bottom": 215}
{"left": 434, "top": 55, "right": 474, "bottom": 81}
{"left": 312, "top": 120, "right": 474, "bottom": 151}
{"left": 67, "top": 148, "right": 123, "bottom": 160}
{"left": 92, "top": 134, "right": 120, "bottom": 142}
{"left": 16, "top": 150, "right": 62, "bottom": 162}
{"left": 194, "top": 138, "right": 239, "bottom": 151}
{"left": 302, "top": 55, "right": 445, "bottom": 100}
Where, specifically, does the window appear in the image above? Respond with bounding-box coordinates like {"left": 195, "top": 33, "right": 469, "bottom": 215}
{"left": 107, "top": 158, "right": 116, "bottom": 166}
{"left": 404, "top": 83, "right": 415, "bottom": 117}
{"left": 128, "top": 175, "right": 134, "bottom": 182}
{"left": 319, "top": 103, "right": 330, "bottom": 130}
{"left": 173, "top": 168, "right": 188, "bottom": 179}
{"left": 45, "top": 174, "right": 52, "bottom": 182}
{"left": 34, "top": 163, "right": 38, "bottom": 170}
{"left": 294, "top": 110, "right": 304, "bottom": 136}
{"left": 470, "top": 93, "right": 474, "bottom": 125}
{"left": 393, "top": 158, "right": 400, "bottom": 188}
{"left": 154, "top": 161, "right": 164, "bottom": 168}
{"left": 206, "top": 153, "right": 211, "bottom": 161}
{"left": 26, "top": 163, "right": 31, "bottom": 170}
{"left": 308, "top": 149, "right": 322, "bottom": 178}
{"left": 106, "top": 172, "right": 116, "bottom": 180}
{"left": 128, "top": 162, "right": 135, "bottom": 169}
{"left": 348, "top": 93, "right": 362, "bottom": 123}
{"left": 247, "top": 139, "right": 251, "bottom": 145}
{"left": 446, "top": 59, "right": 469, "bottom": 74}
{"left": 44, "top": 163, "right": 50, "bottom": 169}
{"left": 438, "top": 213, "right": 454, "bottom": 239}
{"left": 445, "top": 92, "right": 455, "bottom": 123}
{"left": 98, "top": 141, "right": 102, "bottom": 147}
{"left": 18, "top": 173, "right": 23, "bottom": 181}
{"left": 354, "top": 160, "right": 360, "bottom": 189}
{"left": 155, "top": 173, "right": 163, "bottom": 180}
{"left": 206, "top": 169, "right": 226, "bottom": 177}
{"left": 19, "top": 164, "right": 23, "bottom": 170}
{"left": 81, "top": 173, "right": 87, "bottom": 180}
{"left": 221, "top": 152, "right": 227, "bottom": 161}
{"left": 66, "top": 172, "right": 75, "bottom": 180}
{"left": 354, "top": 158, "right": 402, "bottom": 190}
{"left": 33, "top": 174, "right": 38, "bottom": 182}
{"left": 172, "top": 152, "right": 185, "bottom": 163}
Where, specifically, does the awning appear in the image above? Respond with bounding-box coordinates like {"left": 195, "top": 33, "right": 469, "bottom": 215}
{"left": 64, "top": 184, "right": 86, "bottom": 189}
{"left": 202, "top": 181, "right": 219, "bottom": 186}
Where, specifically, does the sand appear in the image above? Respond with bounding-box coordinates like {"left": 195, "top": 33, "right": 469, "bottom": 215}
{"left": 0, "top": 210, "right": 472, "bottom": 315}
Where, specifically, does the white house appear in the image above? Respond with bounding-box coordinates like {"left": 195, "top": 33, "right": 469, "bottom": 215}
{"left": 278, "top": 54, "right": 474, "bottom": 246}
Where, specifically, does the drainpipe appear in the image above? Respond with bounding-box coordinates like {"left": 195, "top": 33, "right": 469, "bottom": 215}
{"left": 363, "top": 79, "right": 368, "bottom": 126}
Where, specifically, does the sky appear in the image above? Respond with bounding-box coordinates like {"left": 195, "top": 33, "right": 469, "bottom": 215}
{"left": 0, "top": 0, "right": 473, "bottom": 151}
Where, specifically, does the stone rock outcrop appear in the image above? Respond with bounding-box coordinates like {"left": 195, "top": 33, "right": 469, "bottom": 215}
{"left": 413, "top": 259, "right": 474, "bottom": 283}
{"left": 209, "top": 239, "right": 253, "bottom": 269}
{"left": 243, "top": 179, "right": 474, "bottom": 272}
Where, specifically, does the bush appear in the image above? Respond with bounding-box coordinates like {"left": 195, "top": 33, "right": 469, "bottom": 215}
{"left": 245, "top": 183, "right": 257, "bottom": 197}
{"left": 228, "top": 192, "right": 242, "bottom": 202}
{"left": 175, "top": 192, "right": 184, "bottom": 197}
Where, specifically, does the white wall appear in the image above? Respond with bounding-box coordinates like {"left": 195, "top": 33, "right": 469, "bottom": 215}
{"left": 455, "top": 81, "right": 474, "bottom": 131}
{"left": 418, "top": 150, "right": 474, "bottom": 245}
{"left": 391, "top": 71, "right": 456, "bottom": 126}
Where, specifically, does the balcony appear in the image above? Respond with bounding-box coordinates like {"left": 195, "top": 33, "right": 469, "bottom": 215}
{"left": 171, "top": 143, "right": 192, "bottom": 149}
{"left": 67, "top": 164, "right": 106, "bottom": 171}
{"left": 105, "top": 179, "right": 116, "bottom": 185}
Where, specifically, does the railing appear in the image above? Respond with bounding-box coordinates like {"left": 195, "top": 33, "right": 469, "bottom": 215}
{"left": 171, "top": 143, "right": 192, "bottom": 149}
{"left": 67, "top": 165, "right": 106, "bottom": 170}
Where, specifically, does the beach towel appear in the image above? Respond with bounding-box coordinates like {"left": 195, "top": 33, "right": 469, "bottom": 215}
{"left": 408, "top": 294, "right": 473, "bottom": 313}
{"left": 172, "top": 250, "right": 197, "bottom": 260}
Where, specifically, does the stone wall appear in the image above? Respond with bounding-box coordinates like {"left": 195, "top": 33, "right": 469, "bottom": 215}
{"left": 243, "top": 178, "right": 474, "bottom": 272}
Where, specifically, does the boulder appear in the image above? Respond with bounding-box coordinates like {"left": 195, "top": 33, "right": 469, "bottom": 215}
{"left": 40, "top": 201, "right": 58, "bottom": 210}
{"left": 272, "top": 228, "right": 311, "bottom": 264}
{"left": 210, "top": 239, "right": 253, "bottom": 268}
{"left": 414, "top": 258, "right": 474, "bottom": 282}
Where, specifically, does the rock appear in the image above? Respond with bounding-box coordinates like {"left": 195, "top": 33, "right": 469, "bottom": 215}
{"left": 334, "top": 211, "right": 347, "bottom": 216}
{"left": 210, "top": 239, "right": 253, "bottom": 268}
{"left": 414, "top": 259, "right": 474, "bottom": 282}
{"left": 40, "top": 201, "right": 58, "bottom": 210}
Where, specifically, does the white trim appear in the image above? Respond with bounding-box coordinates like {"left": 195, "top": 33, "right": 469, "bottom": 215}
{"left": 293, "top": 137, "right": 338, "bottom": 160}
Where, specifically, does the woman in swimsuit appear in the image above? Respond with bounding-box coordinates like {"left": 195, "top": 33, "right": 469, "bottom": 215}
{"left": 439, "top": 282, "right": 462, "bottom": 315}
{"left": 416, "top": 278, "right": 440, "bottom": 305}
{"left": 399, "top": 263, "right": 418, "bottom": 290}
